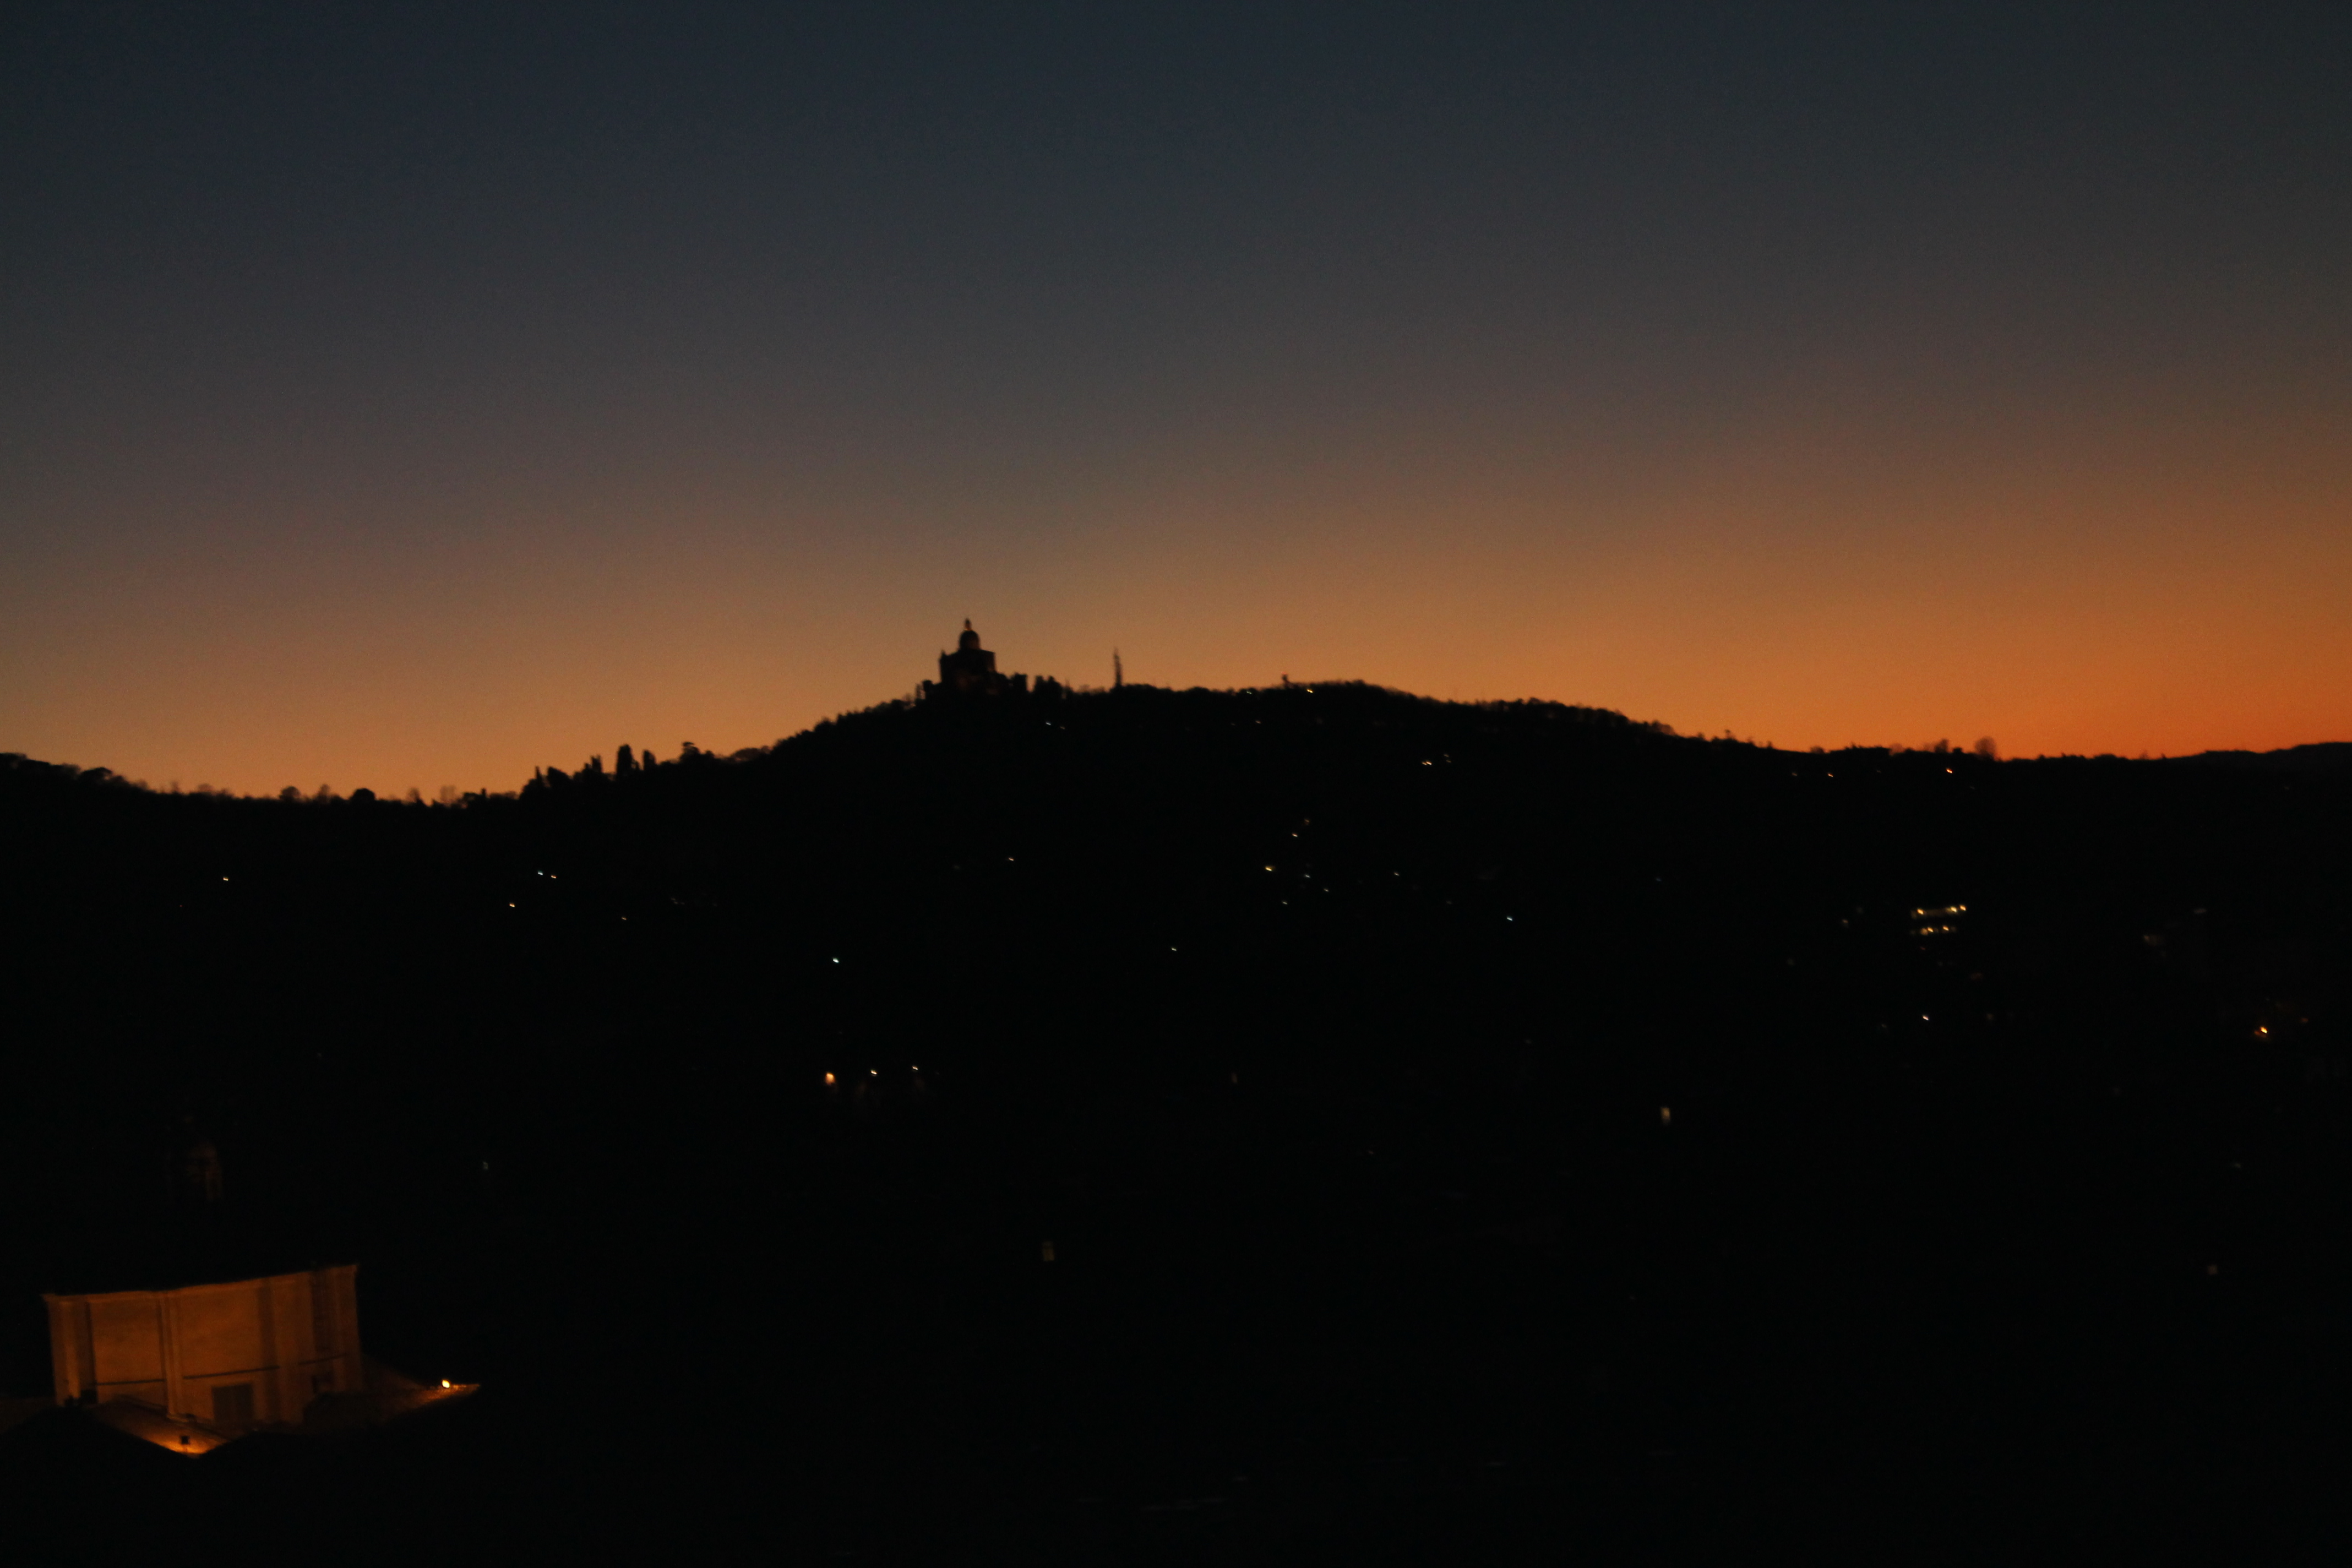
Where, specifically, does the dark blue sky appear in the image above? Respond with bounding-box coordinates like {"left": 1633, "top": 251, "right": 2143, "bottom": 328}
{"left": 5, "top": 4, "right": 2349, "bottom": 792}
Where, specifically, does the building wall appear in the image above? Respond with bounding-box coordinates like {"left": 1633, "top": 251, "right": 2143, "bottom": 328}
{"left": 43, "top": 1264, "right": 363, "bottom": 1427}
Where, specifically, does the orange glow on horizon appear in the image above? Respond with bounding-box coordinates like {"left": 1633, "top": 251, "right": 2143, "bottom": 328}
{"left": 5, "top": 375, "right": 2345, "bottom": 793}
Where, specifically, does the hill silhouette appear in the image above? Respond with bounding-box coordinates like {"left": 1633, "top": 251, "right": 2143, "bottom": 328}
{"left": 3, "top": 683, "right": 2349, "bottom": 1559}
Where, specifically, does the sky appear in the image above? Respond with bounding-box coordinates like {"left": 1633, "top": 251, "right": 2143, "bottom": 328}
{"left": 3, "top": 3, "right": 2348, "bottom": 796}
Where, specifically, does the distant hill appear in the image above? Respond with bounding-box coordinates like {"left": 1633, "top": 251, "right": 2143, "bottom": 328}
{"left": 2173, "top": 740, "right": 2352, "bottom": 775}
{"left": 3, "top": 683, "right": 2350, "bottom": 1557}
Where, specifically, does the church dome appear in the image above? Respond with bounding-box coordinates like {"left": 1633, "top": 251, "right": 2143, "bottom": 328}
{"left": 957, "top": 620, "right": 981, "bottom": 653}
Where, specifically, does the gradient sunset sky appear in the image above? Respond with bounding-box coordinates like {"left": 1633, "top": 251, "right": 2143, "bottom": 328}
{"left": 4, "top": 4, "right": 2348, "bottom": 796}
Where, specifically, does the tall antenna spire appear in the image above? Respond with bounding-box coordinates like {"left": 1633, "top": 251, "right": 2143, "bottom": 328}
{"left": 1113, "top": 649, "right": 1123, "bottom": 689}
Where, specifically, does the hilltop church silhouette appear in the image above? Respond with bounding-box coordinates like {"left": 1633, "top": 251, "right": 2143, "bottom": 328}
{"left": 921, "top": 621, "right": 1075, "bottom": 703}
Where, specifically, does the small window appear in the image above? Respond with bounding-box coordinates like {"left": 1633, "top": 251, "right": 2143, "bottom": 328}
{"left": 211, "top": 1382, "right": 255, "bottom": 1426}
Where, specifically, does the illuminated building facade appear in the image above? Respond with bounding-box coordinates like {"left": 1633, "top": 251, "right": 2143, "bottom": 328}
{"left": 42, "top": 1264, "right": 364, "bottom": 1430}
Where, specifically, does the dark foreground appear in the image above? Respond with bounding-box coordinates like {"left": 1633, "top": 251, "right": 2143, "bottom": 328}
{"left": 3, "top": 687, "right": 2348, "bottom": 1561}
